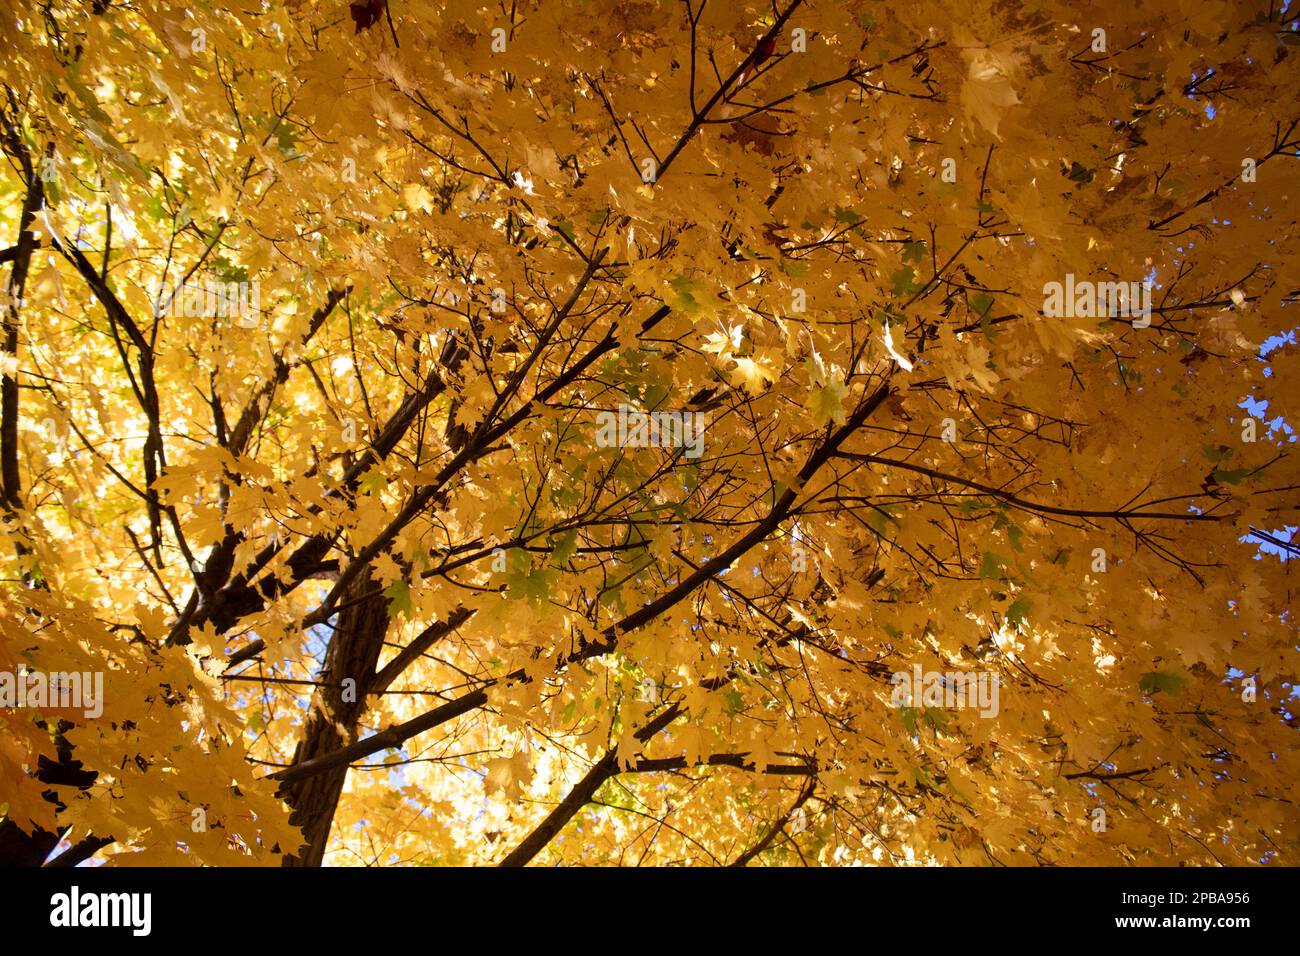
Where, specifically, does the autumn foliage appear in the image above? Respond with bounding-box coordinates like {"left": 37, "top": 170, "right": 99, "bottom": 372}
{"left": 0, "top": 0, "right": 1297, "bottom": 867}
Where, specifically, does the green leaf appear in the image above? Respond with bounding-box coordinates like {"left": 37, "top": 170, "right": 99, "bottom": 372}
{"left": 1139, "top": 671, "right": 1187, "bottom": 696}
{"left": 144, "top": 193, "right": 167, "bottom": 221}
{"left": 506, "top": 561, "right": 554, "bottom": 604}
{"left": 891, "top": 266, "right": 922, "bottom": 296}
{"left": 899, "top": 706, "right": 919, "bottom": 735}
{"left": 980, "top": 307, "right": 999, "bottom": 340}
{"left": 902, "top": 240, "right": 927, "bottom": 264}
{"left": 993, "top": 513, "right": 1024, "bottom": 551}
{"left": 640, "top": 381, "right": 670, "bottom": 411}
{"left": 275, "top": 123, "right": 298, "bottom": 154}
{"left": 1211, "top": 467, "right": 1250, "bottom": 485}
{"left": 1006, "top": 596, "right": 1030, "bottom": 628}
{"left": 1007, "top": 523, "right": 1024, "bottom": 551}
{"left": 865, "top": 502, "right": 903, "bottom": 536}
{"left": 832, "top": 205, "right": 862, "bottom": 225}
{"left": 667, "top": 275, "right": 717, "bottom": 316}
{"left": 213, "top": 258, "right": 251, "bottom": 283}
{"left": 979, "top": 551, "right": 1005, "bottom": 580}
{"left": 808, "top": 377, "right": 848, "bottom": 426}
{"left": 383, "top": 580, "right": 413, "bottom": 617}
{"left": 551, "top": 528, "right": 578, "bottom": 565}
{"left": 1065, "top": 161, "right": 1094, "bottom": 184}
{"left": 923, "top": 707, "right": 950, "bottom": 733}
{"left": 599, "top": 583, "right": 624, "bottom": 613}
{"left": 358, "top": 468, "right": 386, "bottom": 495}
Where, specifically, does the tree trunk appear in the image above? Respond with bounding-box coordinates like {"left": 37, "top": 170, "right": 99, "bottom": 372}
{"left": 279, "top": 571, "right": 390, "bottom": 866}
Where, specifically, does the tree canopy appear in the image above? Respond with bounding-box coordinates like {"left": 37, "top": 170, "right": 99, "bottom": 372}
{"left": 0, "top": 0, "right": 1296, "bottom": 867}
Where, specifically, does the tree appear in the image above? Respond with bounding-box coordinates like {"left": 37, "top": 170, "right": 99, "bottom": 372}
{"left": 0, "top": 0, "right": 1296, "bottom": 868}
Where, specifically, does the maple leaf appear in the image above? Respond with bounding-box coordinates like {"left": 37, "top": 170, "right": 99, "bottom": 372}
{"left": 808, "top": 373, "right": 848, "bottom": 426}
{"left": 483, "top": 749, "right": 534, "bottom": 802}
{"left": 728, "top": 348, "right": 782, "bottom": 395}
{"left": 383, "top": 580, "right": 413, "bottom": 617}
{"left": 961, "top": 49, "right": 1020, "bottom": 139}
{"left": 2, "top": 0, "right": 1295, "bottom": 873}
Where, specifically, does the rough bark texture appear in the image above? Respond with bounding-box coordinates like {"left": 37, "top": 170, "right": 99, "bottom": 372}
{"left": 278, "top": 571, "right": 390, "bottom": 866}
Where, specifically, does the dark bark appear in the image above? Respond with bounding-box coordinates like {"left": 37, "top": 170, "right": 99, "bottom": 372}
{"left": 1, "top": 158, "right": 43, "bottom": 517}
{"left": 278, "top": 571, "right": 391, "bottom": 866}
